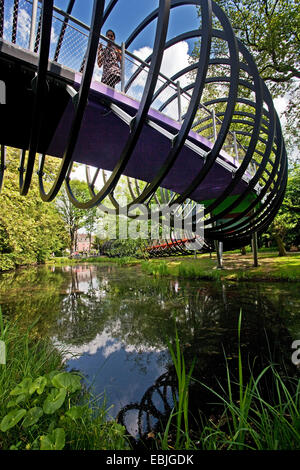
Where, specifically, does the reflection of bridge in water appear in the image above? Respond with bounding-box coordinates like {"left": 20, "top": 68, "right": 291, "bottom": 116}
{"left": 46, "top": 265, "right": 297, "bottom": 442}
{"left": 0, "top": 0, "right": 287, "bottom": 257}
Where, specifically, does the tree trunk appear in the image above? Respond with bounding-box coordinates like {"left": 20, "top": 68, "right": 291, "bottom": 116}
{"left": 275, "top": 235, "right": 287, "bottom": 257}
{"left": 69, "top": 229, "right": 74, "bottom": 254}
{"left": 240, "top": 246, "right": 247, "bottom": 255}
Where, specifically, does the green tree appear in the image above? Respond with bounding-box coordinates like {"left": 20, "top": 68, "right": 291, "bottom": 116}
{"left": 192, "top": 0, "right": 300, "bottom": 155}
{"left": 56, "top": 180, "right": 101, "bottom": 253}
{"left": 267, "top": 165, "right": 300, "bottom": 255}
{"left": 83, "top": 206, "right": 98, "bottom": 251}
{"left": 0, "top": 148, "right": 68, "bottom": 271}
{"left": 56, "top": 181, "right": 87, "bottom": 254}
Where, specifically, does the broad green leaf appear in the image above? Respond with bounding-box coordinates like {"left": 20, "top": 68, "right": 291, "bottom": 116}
{"left": 15, "top": 393, "right": 28, "bottom": 405}
{"left": 51, "top": 372, "right": 81, "bottom": 393}
{"left": 29, "top": 376, "right": 47, "bottom": 395}
{"left": 43, "top": 388, "right": 66, "bottom": 415}
{"left": 45, "top": 370, "right": 61, "bottom": 387}
{"left": 0, "top": 409, "right": 27, "bottom": 432}
{"left": 40, "top": 428, "right": 65, "bottom": 450}
{"left": 10, "top": 378, "right": 32, "bottom": 396}
{"left": 22, "top": 407, "right": 43, "bottom": 428}
{"left": 6, "top": 400, "right": 17, "bottom": 409}
{"left": 65, "top": 406, "right": 86, "bottom": 420}
{"left": 7, "top": 393, "right": 28, "bottom": 407}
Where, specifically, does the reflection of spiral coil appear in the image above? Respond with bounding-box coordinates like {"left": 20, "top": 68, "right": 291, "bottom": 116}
{"left": 117, "top": 371, "right": 177, "bottom": 442}
{"left": 0, "top": 0, "right": 287, "bottom": 243}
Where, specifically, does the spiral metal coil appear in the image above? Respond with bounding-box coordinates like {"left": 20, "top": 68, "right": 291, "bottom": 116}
{"left": 0, "top": 0, "right": 287, "bottom": 245}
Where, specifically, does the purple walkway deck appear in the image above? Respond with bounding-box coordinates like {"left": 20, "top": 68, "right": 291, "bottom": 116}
{"left": 0, "top": 39, "right": 250, "bottom": 204}
{"left": 48, "top": 76, "right": 248, "bottom": 203}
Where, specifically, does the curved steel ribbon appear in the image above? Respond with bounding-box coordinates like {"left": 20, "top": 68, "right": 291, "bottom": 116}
{"left": 0, "top": 0, "right": 287, "bottom": 246}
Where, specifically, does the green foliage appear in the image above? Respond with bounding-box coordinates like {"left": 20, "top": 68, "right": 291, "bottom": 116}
{"left": 142, "top": 260, "right": 170, "bottom": 276}
{"left": 212, "top": 0, "right": 300, "bottom": 155}
{"left": 56, "top": 180, "right": 98, "bottom": 254}
{"left": 161, "top": 313, "right": 300, "bottom": 450}
{"left": 267, "top": 165, "right": 300, "bottom": 254}
{"left": 0, "top": 370, "right": 81, "bottom": 449}
{"left": 163, "top": 329, "right": 195, "bottom": 450}
{"left": 40, "top": 428, "right": 65, "bottom": 450}
{"left": 0, "top": 148, "right": 69, "bottom": 271}
{"left": 0, "top": 310, "right": 129, "bottom": 450}
{"left": 190, "top": 0, "right": 299, "bottom": 160}
{"left": 103, "top": 238, "right": 147, "bottom": 258}
{"left": 0, "top": 365, "right": 129, "bottom": 450}
{"left": 0, "top": 409, "right": 27, "bottom": 432}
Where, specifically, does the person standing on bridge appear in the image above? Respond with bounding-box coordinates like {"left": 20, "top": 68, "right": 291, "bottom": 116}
{"left": 97, "top": 30, "right": 122, "bottom": 89}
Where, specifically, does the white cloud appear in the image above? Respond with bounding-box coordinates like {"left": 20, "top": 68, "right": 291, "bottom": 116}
{"left": 53, "top": 327, "right": 163, "bottom": 362}
{"left": 51, "top": 25, "right": 58, "bottom": 45}
{"left": 127, "top": 42, "right": 192, "bottom": 119}
{"left": 4, "top": 6, "right": 30, "bottom": 47}
{"left": 274, "top": 96, "right": 287, "bottom": 125}
{"left": 133, "top": 46, "right": 153, "bottom": 62}
{"left": 4, "top": 6, "right": 59, "bottom": 49}
{"left": 17, "top": 8, "right": 31, "bottom": 45}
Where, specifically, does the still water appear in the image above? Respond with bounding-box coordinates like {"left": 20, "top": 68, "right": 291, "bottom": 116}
{"left": 0, "top": 263, "right": 299, "bottom": 437}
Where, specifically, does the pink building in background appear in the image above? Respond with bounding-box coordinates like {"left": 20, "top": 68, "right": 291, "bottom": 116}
{"left": 74, "top": 233, "right": 95, "bottom": 253}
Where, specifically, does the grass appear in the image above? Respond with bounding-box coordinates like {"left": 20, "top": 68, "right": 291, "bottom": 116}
{"left": 159, "top": 313, "right": 300, "bottom": 451}
{"left": 46, "top": 250, "right": 300, "bottom": 282}
{"left": 1, "top": 304, "right": 300, "bottom": 450}
{"left": 193, "top": 365, "right": 300, "bottom": 450}
{"left": 0, "top": 306, "right": 130, "bottom": 451}
{"left": 141, "top": 251, "right": 300, "bottom": 282}
{"left": 46, "top": 255, "right": 142, "bottom": 267}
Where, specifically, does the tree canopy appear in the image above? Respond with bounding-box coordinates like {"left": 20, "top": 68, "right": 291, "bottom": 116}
{"left": 0, "top": 148, "right": 69, "bottom": 271}
{"left": 194, "top": 0, "right": 300, "bottom": 157}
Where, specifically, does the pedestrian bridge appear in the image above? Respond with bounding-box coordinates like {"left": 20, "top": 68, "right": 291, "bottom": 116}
{"left": 0, "top": 0, "right": 287, "bottom": 245}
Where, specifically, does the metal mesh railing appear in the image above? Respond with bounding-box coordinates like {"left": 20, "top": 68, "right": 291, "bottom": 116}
{"left": 0, "top": 0, "right": 287, "bottom": 243}
{"left": 1, "top": 0, "right": 261, "bottom": 172}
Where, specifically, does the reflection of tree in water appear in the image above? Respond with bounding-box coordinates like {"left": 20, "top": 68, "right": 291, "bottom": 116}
{"left": 55, "top": 265, "right": 110, "bottom": 345}
{"left": 0, "top": 266, "right": 66, "bottom": 337}
{"left": 116, "top": 282, "right": 299, "bottom": 446}
{"left": 51, "top": 265, "right": 298, "bottom": 378}
{"left": 1, "top": 264, "right": 299, "bottom": 445}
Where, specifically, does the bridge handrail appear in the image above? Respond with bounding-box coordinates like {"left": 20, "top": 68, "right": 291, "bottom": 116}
{"left": 13, "top": 0, "right": 245, "bottom": 163}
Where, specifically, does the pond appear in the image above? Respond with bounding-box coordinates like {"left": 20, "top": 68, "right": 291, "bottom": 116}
{"left": 0, "top": 263, "right": 299, "bottom": 438}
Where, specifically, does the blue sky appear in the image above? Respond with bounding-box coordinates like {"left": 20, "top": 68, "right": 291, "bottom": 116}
{"left": 2, "top": 0, "right": 201, "bottom": 113}
{"left": 52, "top": 0, "right": 200, "bottom": 54}
{"left": 50, "top": 0, "right": 287, "bottom": 118}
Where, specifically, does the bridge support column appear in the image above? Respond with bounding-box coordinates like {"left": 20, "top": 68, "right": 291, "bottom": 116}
{"left": 252, "top": 232, "right": 258, "bottom": 267}
{"left": 215, "top": 240, "right": 223, "bottom": 269}
{"left": 29, "top": 0, "right": 38, "bottom": 51}
{"left": 121, "top": 42, "right": 125, "bottom": 92}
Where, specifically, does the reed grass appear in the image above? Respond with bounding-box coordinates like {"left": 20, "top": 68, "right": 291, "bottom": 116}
{"left": 1, "top": 305, "right": 299, "bottom": 451}
{"left": 160, "top": 312, "right": 300, "bottom": 450}
{"left": 160, "top": 329, "right": 195, "bottom": 450}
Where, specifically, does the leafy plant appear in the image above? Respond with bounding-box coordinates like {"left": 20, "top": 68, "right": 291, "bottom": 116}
{"left": 0, "top": 370, "right": 83, "bottom": 450}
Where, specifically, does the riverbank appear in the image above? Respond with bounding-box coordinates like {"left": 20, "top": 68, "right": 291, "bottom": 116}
{"left": 47, "top": 251, "right": 300, "bottom": 282}
{"left": 0, "top": 308, "right": 129, "bottom": 451}
{"left": 1, "top": 308, "right": 300, "bottom": 451}
{"left": 141, "top": 251, "right": 300, "bottom": 282}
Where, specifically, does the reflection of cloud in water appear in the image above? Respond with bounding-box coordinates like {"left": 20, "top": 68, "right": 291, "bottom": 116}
{"left": 54, "top": 330, "right": 168, "bottom": 420}
{"left": 52, "top": 327, "right": 163, "bottom": 361}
